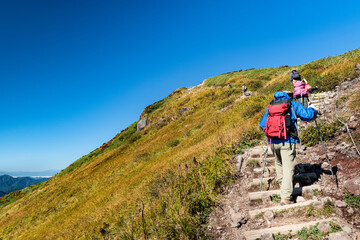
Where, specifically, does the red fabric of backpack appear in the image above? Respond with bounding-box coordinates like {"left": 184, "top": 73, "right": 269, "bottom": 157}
{"left": 264, "top": 100, "right": 291, "bottom": 139}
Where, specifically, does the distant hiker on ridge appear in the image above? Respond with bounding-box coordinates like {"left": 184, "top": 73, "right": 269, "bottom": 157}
{"left": 242, "top": 84, "right": 247, "bottom": 96}
{"left": 259, "top": 91, "right": 317, "bottom": 205}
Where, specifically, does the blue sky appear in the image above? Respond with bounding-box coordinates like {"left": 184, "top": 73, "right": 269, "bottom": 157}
{"left": 0, "top": 0, "right": 359, "bottom": 172}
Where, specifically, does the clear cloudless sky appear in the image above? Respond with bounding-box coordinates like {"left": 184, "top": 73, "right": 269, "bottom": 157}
{"left": 0, "top": 0, "right": 359, "bottom": 172}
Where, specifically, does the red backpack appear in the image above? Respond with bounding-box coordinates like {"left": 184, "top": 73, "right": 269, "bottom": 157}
{"left": 264, "top": 99, "right": 292, "bottom": 139}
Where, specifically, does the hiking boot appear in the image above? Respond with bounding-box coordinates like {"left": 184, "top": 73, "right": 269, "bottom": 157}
{"left": 280, "top": 199, "right": 294, "bottom": 206}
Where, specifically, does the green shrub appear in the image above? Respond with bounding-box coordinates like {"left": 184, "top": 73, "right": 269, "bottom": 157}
{"left": 344, "top": 193, "right": 360, "bottom": 208}
{"left": 184, "top": 124, "right": 203, "bottom": 137}
{"left": 296, "top": 224, "right": 323, "bottom": 240}
{"left": 217, "top": 98, "right": 234, "bottom": 110}
{"left": 313, "top": 189, "right": 319, "bottom": 196}
{"left": 306, "top": 200, "right": 334, "bottom": 218}
{"left": 238, "top": 127, "right": 264, "bottom": 148}
{"left": 271, "top": 194, "right": 281, "bottom": 203}
{"left": 167, "top": 139, "right": 180, "bottom": 148}
{"left": 329, "top": 221, "right": 342, "bottom": 233}
{"left": 247, "top": 79, "right": 264, "bottom": 91}
{"left": 273, "top": 231, "right": 293, "bottom": 240}
{"left": 220, "top": 142, "right": 244, "bottom": 156}
{"left": 321, "top": 200, "right": 335, "bottom": 217}
{"left": 300, "top": 120, "right": 342, "bottom": 146}
{"left": 143, "top": 99, "right": 165, "bottom": 116}
{"left": 128, "top": 133, "right": 141, "bottom": 143}
{"left": 134, "top": 152, "right": 151, "bottom": 162}
{"left": 148, "top": 170, "right": 177, "bottom": 199}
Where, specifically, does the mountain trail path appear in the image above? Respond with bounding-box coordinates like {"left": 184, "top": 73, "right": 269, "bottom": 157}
{"left": 207, "top": 78, "right": 360, "bottom": 240}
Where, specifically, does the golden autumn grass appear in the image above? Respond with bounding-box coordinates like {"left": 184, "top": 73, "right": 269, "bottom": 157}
{"left": 0, "top": 49, "right": 359, "bottom": 239}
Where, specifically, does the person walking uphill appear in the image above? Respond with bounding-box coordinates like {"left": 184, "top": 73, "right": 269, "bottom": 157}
{"left": 293, "top": 79, "right": 309, "bottom": 108}
{"left": 259, "top": 91, "right": 317, "bottom": 205}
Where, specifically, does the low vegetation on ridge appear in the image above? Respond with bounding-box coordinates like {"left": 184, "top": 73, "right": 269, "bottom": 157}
{"left": 0, "top": 49, "right": 359, "bottom": 239}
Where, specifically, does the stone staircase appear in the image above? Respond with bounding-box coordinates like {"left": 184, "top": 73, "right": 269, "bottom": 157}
{"left": 308, "top": 91, "right": 337, "bottom": 119}
{"left": 239, "top": 146, "right": 353, "bottom": 240}
{"left": 208, "top": 85, "right": 359, "bottom": 240}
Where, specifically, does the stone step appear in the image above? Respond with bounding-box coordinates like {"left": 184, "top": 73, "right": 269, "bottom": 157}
{"left": 312, "top": 101, "right": 323, "bottom": 105}
{"left": 243, "top": 218, "right": 334, "bottom": 240}
{"left": 309, "top": 100, "right": 325, "bottom": 104}
{"left": 312, "top": 101, "right": 324, "bottom": 105}
{"left": 309, "top": 100, "right": 326, "bottom": 104}
{"left": 246, "top": 157, "right": 275, "bottom": 165}
{"left": 310, "top": 93, "right": 330, "bottom": 97}
{"left": 250, "top": 172, "right": 318, "bottom": 186}
{"left": 250, "top": 152, "right": 274, "bottom": 158}
{"left": 249, "top": 149, "right": 266, "bottom": 158}
{"left": 248, "top": 199, "right": 322, "bottom": 218}
{"left": 310, "top": 100, "right": 323, "bottom": 103}
{"left": 309, "top": 97, "right": 326, "bottom": 101}
{"left": 248, "top": 184, "right": 321, "bottom": 201}
{"left": 253, "top": 166, "right": 275, "bottom": 174}
{"left": 251, "top": 177, "right": 273, "bottom": 186}
{"left": 248, "top": 157, "right": 275, "bottom": 160}
{"left": 314, "top": 104, "right": 326, "bottom": 109}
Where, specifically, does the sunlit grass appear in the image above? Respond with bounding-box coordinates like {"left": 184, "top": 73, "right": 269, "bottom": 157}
{"left": 0, "top": 49, "right": 358, "bottom": 239}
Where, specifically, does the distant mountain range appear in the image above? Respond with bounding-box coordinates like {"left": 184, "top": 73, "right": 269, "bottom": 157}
{"left": 0, "top": 170, "right": 59, "bottom": 178}
{"left": 0, "top": 175, "right": 50, "bottom": 197}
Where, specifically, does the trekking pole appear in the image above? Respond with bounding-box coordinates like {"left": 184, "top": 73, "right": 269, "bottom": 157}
{"left": 337, "top": 118, "right": 360, "bottom": 156}
{"left": 259, "top": 143, "right": 269, "bottom": 192}
{"left": 314, "top": 118, "right": 336, "bottom": 180}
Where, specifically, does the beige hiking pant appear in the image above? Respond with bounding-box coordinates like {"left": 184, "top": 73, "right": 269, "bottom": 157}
{"left": 271, "top": 142, "right": 296, "bottom": 200}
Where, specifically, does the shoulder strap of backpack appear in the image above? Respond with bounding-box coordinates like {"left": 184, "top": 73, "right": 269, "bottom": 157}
{"left": 270, "top": 99, "right": 291, "bottom": 106}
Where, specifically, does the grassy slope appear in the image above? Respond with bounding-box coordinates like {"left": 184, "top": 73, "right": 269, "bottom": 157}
{"left": 0, "top": 49, "right": 359, "bottom": 239}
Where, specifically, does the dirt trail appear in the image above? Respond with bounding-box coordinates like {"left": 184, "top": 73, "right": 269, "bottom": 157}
{"left": 207, "top": 78, "right": 360, "bottom": 239}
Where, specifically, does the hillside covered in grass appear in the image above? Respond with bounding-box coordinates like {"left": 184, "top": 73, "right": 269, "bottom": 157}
{"left": 0, "top": 49, "right": 359, "bottom": 239}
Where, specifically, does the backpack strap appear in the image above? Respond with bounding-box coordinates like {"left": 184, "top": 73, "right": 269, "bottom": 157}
{"left": 290, "top": 105, "right": 302, "bottom": 147}
{"left": 270, "top": 99, "right": 291, "bottom": 106}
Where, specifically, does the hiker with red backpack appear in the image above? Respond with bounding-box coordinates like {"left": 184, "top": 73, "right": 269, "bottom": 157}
{"left": 259, "top": 91, "right": 317, "bottom": 205}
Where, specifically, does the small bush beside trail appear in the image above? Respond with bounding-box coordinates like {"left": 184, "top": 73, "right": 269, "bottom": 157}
{"left": 344, "top": 193, "right": 360, "bottom": 208}
{"left": 300, "top": 120, "right": 342, "bottom": 146}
